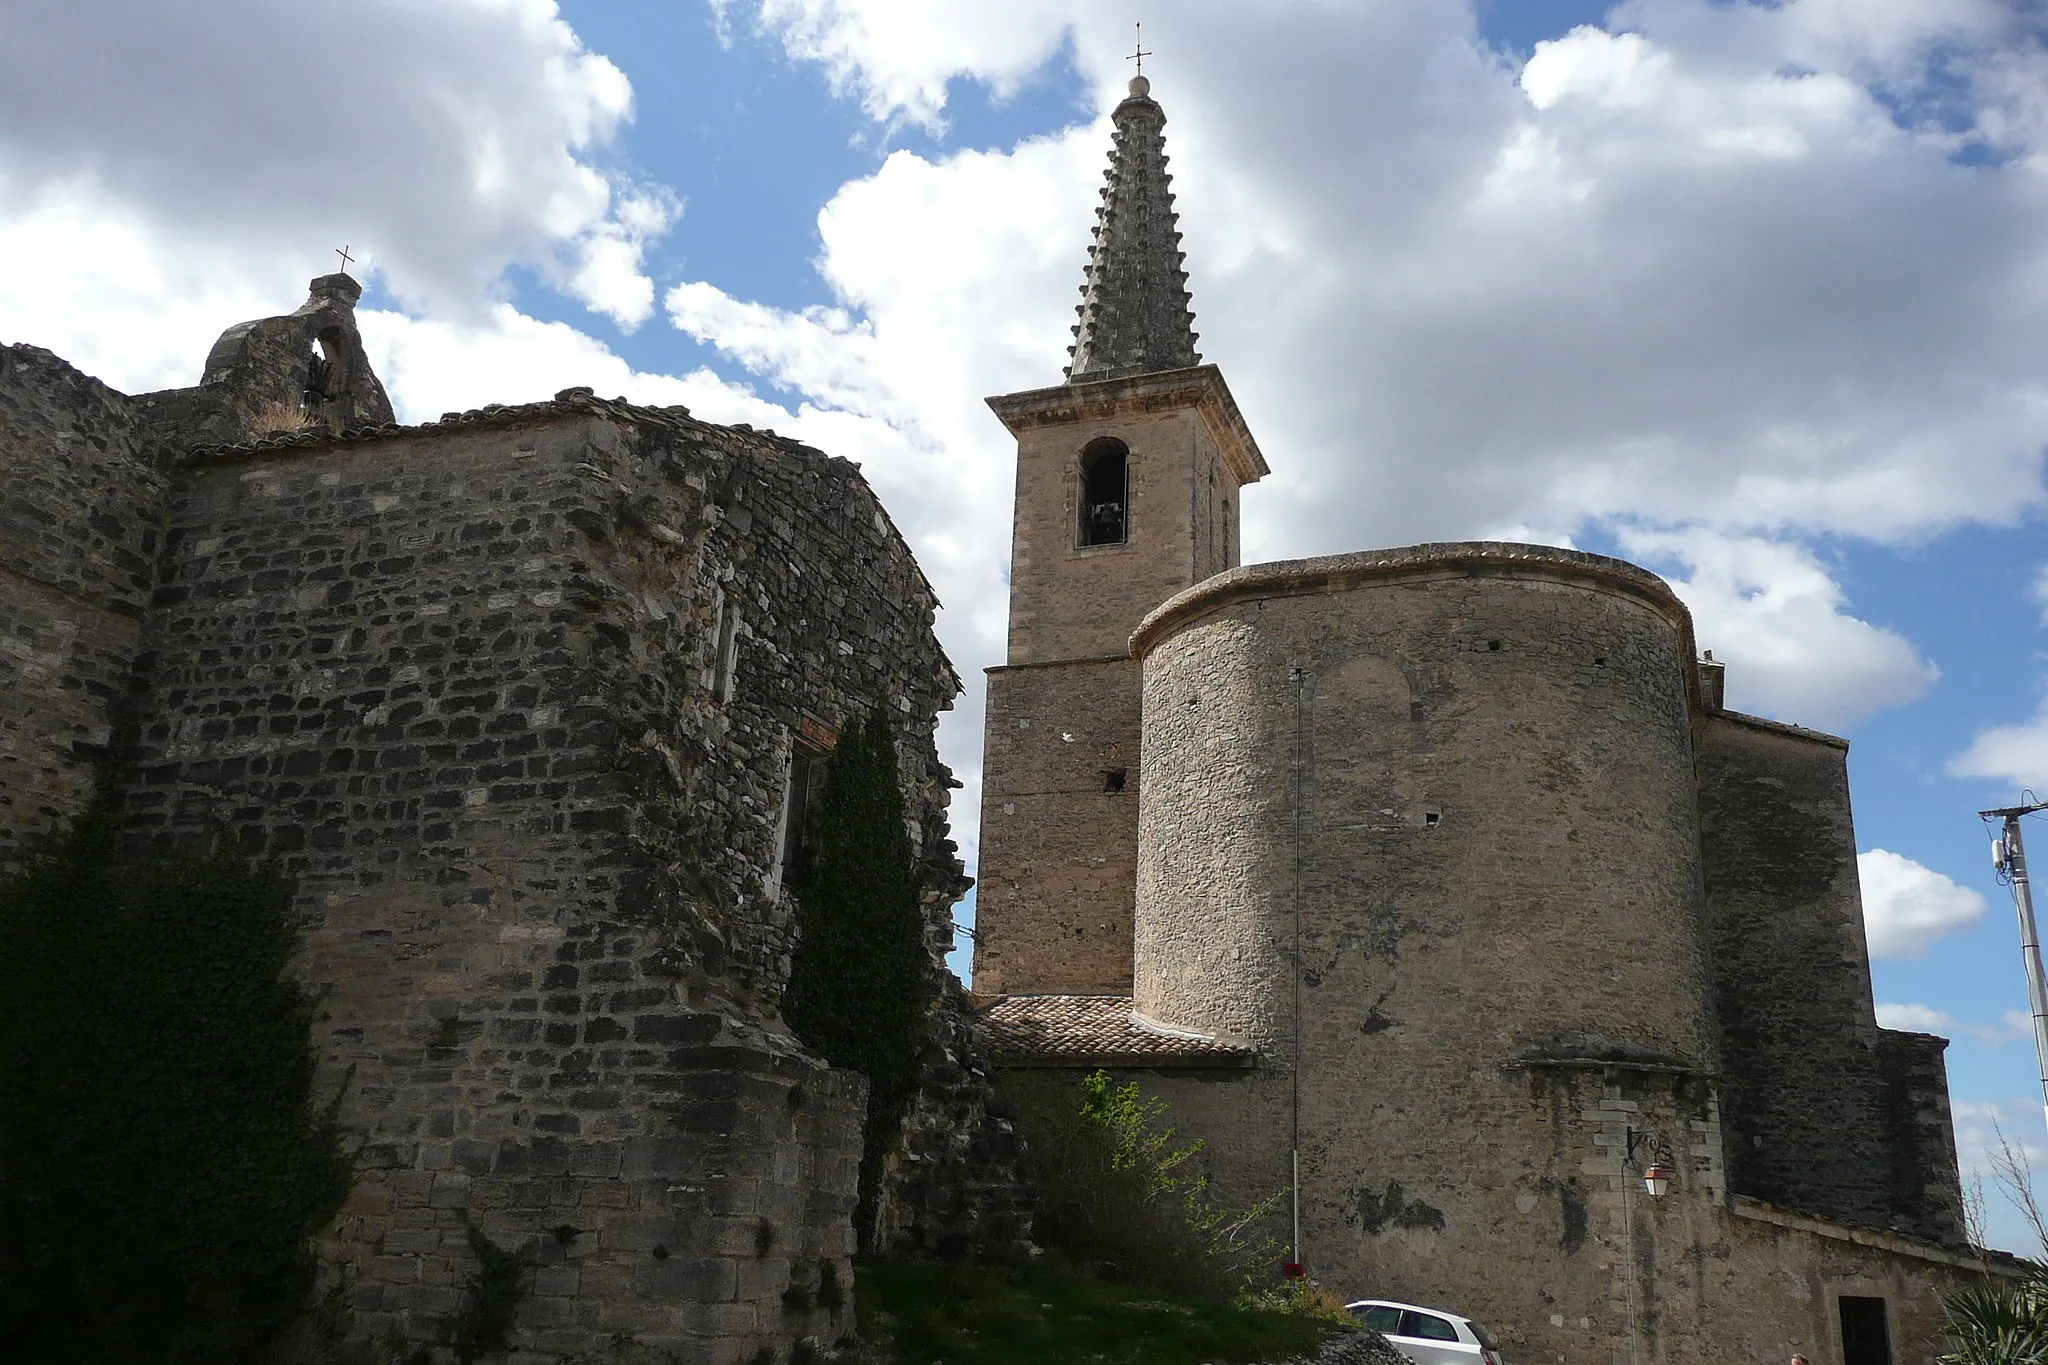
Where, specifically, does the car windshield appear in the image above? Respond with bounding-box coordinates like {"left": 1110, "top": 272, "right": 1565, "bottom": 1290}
{"left": 1469, "top": 1322, "right": 1500, "bottom": 1350}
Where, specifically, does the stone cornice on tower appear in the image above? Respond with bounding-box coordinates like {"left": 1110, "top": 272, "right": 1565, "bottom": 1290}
{"left": 1065, "top": 75, "right": 1202, "bottom": 384}
{"left": 985, "top": 362, "right": 1268, "bottom": 486}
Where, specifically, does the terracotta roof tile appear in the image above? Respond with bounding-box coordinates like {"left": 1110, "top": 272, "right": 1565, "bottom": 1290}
{"left": 975, "top": 994, "right": 1256, "bottom": 1068}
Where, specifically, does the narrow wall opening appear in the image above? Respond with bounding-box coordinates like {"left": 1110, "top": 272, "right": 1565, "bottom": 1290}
{"left": 1078, "top": 437, "right": 1129, "bottom": 547}
{"left": 1838, "top": 1295, "right": 1891, "bottom": 1365}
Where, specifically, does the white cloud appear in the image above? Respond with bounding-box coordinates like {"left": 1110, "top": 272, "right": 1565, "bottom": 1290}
{"left": 1875, "top": 1001, "right": 1953, "bottom": 1034}
{"left": 1620, "top": 529, "right": 1938, "bottom": 730}
{"left": 1859, "top": 848, "right": 1990, "bottom": 959}
{"left": 0, "top": 0, "right": 668, "bottom": 389}
{"left": 1875, "top": 1001, "right": 2031, "bottom": 1044}
{"left": 1951, "top": 699, "right": 2048, "bottom": 790}
{"left": 1950, "top": 1096, "right": 2048, "bottom": 1257}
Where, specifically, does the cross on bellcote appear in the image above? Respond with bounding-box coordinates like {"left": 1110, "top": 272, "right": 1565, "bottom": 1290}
{"left": 1128, "top": 23, "right": 1151, "bottom": 75}
{"left": 335, "top": 245, "right": 355, "bottom": 276}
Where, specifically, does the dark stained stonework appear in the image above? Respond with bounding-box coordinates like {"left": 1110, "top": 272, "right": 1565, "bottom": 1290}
{"left": 0, "top": 305, "right": 1030, "bottom": 1362}
{"left": 1697, "top": 707, "right": 1963, "bottom": 1244}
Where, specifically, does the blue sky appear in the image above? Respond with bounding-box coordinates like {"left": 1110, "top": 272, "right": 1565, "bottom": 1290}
{"left": 4, "top": 0, "right": 2047, "bottom": 1250}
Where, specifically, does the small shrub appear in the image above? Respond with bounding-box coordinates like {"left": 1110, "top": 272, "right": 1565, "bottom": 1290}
{"left": 1000, "top": 1070, "right": 1280, "bottom": 1298}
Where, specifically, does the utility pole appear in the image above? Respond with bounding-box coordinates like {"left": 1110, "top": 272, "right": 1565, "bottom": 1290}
{"left": 1985, "top": 801, "right": 2048, "bottom": 1135}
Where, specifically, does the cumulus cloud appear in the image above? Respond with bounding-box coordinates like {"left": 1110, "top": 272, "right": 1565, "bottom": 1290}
{"left": 1952, "top": 701, "right": 2048, "bottom": 790}
{"left": 714, "top": 0, "right": 2048, "bottom": 551}
{"left": 1875, "top": 1001, "right": 1954, "bottom": 1034}
{"left": 0, "top": 0, "right": 669, "bottom": 388}
{"left": 1875, "top": 1002, "right": 2031, "bottom": 1043}
{"left": 1619, "top": 529, "right": 1938, "bottom": 729}
{"left": 1859, "top": 848, "right": 1990, "bottom": 959}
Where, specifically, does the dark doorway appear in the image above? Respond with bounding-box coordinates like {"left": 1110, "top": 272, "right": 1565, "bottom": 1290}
{"left": 1839, "top": 1296, "right": 1890, "bottom": 1365}
{"left": 1079, "top": 438, "right": 1129, "bottom": 546}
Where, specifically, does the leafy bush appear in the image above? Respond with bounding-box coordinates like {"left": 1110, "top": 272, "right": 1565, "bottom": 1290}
{"left": 1000, "top": 1069, "right": 1279, "bottom": 1298}
{"left": 0, "top": 795, "right": 354, "bottom": 1364}
{"left": 1941, "top": 1265, "right": 2048, "bottom": 1364}
{"left": 857, "top": 1258, "right": 1339, "bottom": 1365}
{"left": 782, "top": 706, "right": 935, "bottom": 1247}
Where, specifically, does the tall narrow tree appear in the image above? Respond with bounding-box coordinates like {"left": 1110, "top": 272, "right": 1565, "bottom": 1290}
{"left": 782, "top": 706, "right": 934, "bottom": 1245}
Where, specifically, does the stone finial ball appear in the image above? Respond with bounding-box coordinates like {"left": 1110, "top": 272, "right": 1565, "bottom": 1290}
{"left": 1128, "top": 74, "right": 1151, "bottom": 97}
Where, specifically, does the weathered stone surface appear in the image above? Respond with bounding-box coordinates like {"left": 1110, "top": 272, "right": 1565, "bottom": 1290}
{"left": 0, "top": 309, "right": 1033, "bottom": 1362}
{"left": 0, "top": 343, "right": 164, "bottom": 866}
{"left": 1699, "top": 708, "right": 1963, "bottom": 1244}
{"left": 1066, "top": 76, "right": 1202, "bottom": 384}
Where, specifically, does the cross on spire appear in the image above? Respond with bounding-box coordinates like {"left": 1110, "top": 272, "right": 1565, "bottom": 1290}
{"left": 1127, "top": 23, "right": 1151, "bottom": 75}
{"left": 335, "top": 244, "right": 355, "bottom": 276}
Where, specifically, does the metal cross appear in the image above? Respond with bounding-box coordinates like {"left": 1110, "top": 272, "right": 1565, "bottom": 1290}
{"left": 1128, "top": 23, "right": 1151, "bottom": 75}
{"left": 335, "top": 245, "right": 355, "bottom": 275}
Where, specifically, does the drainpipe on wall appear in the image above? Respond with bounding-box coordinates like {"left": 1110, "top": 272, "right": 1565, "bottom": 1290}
{"left": 1289, "top": 665, "right": 1309, "bottom": 1272}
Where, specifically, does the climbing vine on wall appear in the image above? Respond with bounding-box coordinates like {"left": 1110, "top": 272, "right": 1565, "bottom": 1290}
{"left": 782, "top": 706, "right": 934, "bottom": 1247}
{"left": 0, "top": 785, "right": 354, "bottom": 1364}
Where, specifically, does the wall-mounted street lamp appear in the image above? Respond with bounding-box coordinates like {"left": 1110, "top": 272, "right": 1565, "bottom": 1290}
{"left": 1626, "top": 1127, "right": 1671, "bottom": 1198}
{"left": 1620, "top": 1126, "right": 1670, "bottom": 1364}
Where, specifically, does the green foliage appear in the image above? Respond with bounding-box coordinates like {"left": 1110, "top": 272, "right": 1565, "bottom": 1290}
{"left": 856, "top": 1258, "right": 1341, "bottom": 1365}
{"left": 0, "top": 794, "right": 355, "bottom": 1364}
{"left": 1000, "top": 1070, "right": 1281, "bottom": 1299}
{"left": 451, "top": 1217, "right": 537, "bottom": 1364}
{"left": 1942, "top": 1265, "right": 2048, "bottom": 1364}
{"left": 782, "top": 706, "right": 935, "bottom": 1247}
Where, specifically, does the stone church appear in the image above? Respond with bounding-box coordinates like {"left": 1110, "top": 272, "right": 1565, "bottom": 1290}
{"left": 973, "top": 73, "right": 2004, "bottom": 1363}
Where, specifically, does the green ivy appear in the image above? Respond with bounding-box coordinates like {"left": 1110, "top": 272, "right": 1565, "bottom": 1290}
{"left": 0, "top": 786, "right": 354, "bottom": 1364}
{"left": 782, "top": 706, "right": 934, "bottom": 1248}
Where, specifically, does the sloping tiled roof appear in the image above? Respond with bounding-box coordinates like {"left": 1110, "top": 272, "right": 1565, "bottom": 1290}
{"left": 975, "top": 994, "right": 1256, "bottom": 1069}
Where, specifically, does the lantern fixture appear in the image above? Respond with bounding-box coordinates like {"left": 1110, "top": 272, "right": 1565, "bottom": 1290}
{"left": 1625, "top": 1127, "right": 1672, "bottom": 1199}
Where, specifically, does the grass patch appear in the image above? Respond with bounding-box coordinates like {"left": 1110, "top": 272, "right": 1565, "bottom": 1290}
{"left": 855, "top": 1259, "right": 1342, "bottom": 1365}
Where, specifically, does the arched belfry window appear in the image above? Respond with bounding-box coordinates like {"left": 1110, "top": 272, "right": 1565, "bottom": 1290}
{"left": 1078, "top": 438, "right": 1129, "bottom": 547}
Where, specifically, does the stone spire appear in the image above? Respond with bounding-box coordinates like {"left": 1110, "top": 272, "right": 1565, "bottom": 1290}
{"left": 1065, "top": 75, "right": 1201, "bottom": 384}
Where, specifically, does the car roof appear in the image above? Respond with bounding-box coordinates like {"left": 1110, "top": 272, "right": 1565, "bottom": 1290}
{"left": 1344, "top": 1299, "right": 1472, "bottom": 1324}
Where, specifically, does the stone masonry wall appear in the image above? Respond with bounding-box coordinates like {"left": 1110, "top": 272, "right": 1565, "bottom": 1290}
{"left": 1004, "top": 404, "right": 1220, "bottom": 665}
{"left": 110, "top": 392, "right": 1005, "bottom": 1362}
{"left": 1697, "top": 710, "right": 1963, "bottom": 1244}
{"left": 0, "top": 344, "right": 165, "bottom": 866}
{"left": 975, "top": 656, "right": 1141, "bottom": 994}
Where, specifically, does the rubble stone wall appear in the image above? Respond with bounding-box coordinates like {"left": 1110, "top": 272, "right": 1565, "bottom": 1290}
{"left": 0, "top": 379, "right": 1032, "bottom": 1361}
{"left": 0, "top": 344, "right": 165, "bottom": 866}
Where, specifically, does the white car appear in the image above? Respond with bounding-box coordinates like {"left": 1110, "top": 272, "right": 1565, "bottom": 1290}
{"left": 1345, "top": 1299, "right": 1505, "bottom": 1365}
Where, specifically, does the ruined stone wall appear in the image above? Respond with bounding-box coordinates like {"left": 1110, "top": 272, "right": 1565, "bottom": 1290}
{"left": 1697, "top": 711, "right": 1963, "bottom": 1244}
{"left": 113, "top": 395, "right": 991, "bottom": 1362}
{"left": 0, "top": 344, "right": 166, "bottom": 865}
{"left": 974, "top": 656, "right": 1140, "bottom": 994}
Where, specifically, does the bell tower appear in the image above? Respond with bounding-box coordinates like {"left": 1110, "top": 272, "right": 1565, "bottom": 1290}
{"left": 974, "top": 74, "right": 1267, "bottom": 995}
